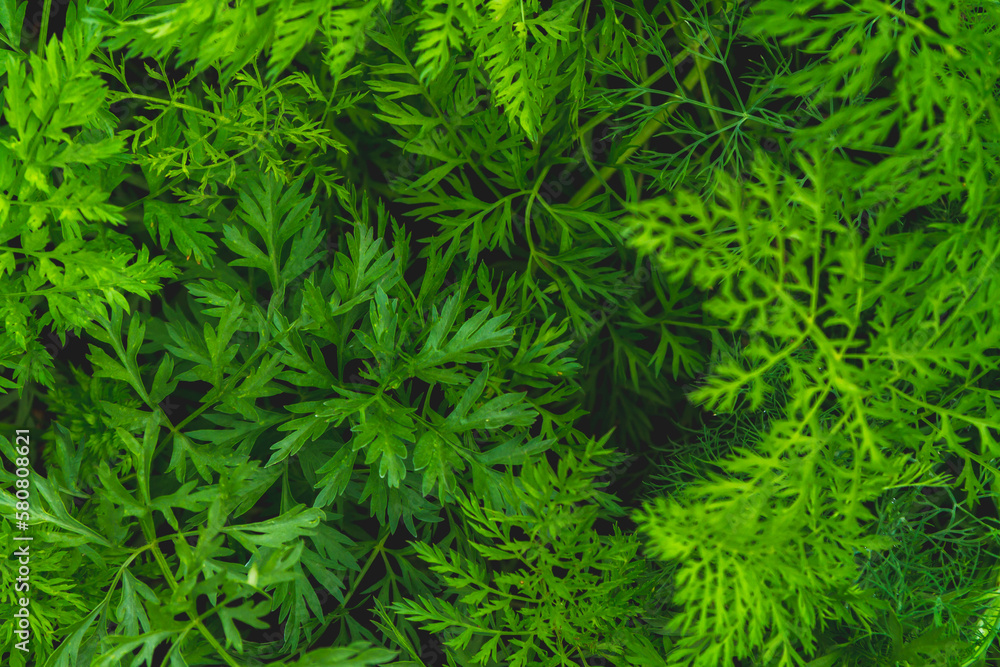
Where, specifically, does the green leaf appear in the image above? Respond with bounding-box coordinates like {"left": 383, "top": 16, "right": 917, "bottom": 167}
{"left": 43, "top": 604, "right": 106, "bottom": 667}
{"left": 149, "top": 480, "right": 218, "bottom": 531}
{"left": 0, "top": 0, "right": 24, "bottom": 50}
{"left": 96, "top": 458, "right": 146, "bottom": 518}
{"left": 475, "top": 432, "right": 554, "bottom": 466}
{"left": 329, "top": 218, "right": 398, "bottom": 309}
{"left": 115, "top": 570, "right": 157, "bottom": 637}
{"left": 313, "top": 443, "right": 359, "bottom": 507}
{"left": 93, "top": 630, "right": 174, "bottom": 667}
{"left": 224, "top": 505, "right": 325, "bottom": 550}
{"left": 3, "top": 471, "right": 113, "bottom": 548}
{"left": 413, "top": 429, "right": 464, "bottom": 498}
{"left": 144, "top": 199, "right": 217, "bottom": 268}
{"left": 287, "top": 642, "right": 398, "bottom": 666}
{"left": 413, "top": 4, "right": 465, "bottom": 83}
{"left": 351, "top": 400, "right": 414, "bottom": 488}
{"left": 50, "top": 422, "right": 84, "bottom": 493}
{"left": 448, "top": 390, "right": 536, "bottom": 433}
{"left": 217, "top": 599, "right": 270, "bottom": 654}
{"left": 222, "top": 221, "right": 271, "bottom": 275}
{"left": 414, "top": 297, "right": 515, "bottom": 370}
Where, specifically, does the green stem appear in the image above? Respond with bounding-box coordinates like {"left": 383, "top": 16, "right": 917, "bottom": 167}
{"left": 340, "top": 529, "right": 390, "bottom": 611}
{"left": 112, "top": 93, "right": 240, "bottom": 126}
{"left": 38, "top": 2, "right": 50, "bottom": 61}
{"left": 568, "top": 52, "right": 703, "bottom": 209}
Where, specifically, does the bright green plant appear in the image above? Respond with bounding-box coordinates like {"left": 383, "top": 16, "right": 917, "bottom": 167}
{"left": 625, "top": 0, "right": 1000, "bottom": 663}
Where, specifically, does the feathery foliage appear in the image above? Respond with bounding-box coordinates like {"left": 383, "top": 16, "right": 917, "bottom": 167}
{"left": 1, "top": 0, "right": 1000, "bottom": 666}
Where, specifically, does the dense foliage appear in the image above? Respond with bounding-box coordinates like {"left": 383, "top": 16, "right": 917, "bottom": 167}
{"left": 2, "top": 0, "right": 1000, "bottom": 665}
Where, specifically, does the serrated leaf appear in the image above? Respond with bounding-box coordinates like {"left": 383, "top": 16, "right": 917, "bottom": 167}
{"left": 217, "top": 599, "right": 269, "bottom": 654}
{"left": 287, "top": 641, "right": 398, "bottom": 667}
{"left": 93, "top": 631, "right": 174, "bottom": 667}
{"left": 222, "top": 222, "right": 271, "bottom": 274}
{"left": 145, "top": 199, "right": 217, "bottom": 268}
{"left": 353, "top": 407, "right": 411, "bottom": 488}
{"left": 416, "top": 300, "right": 515, "bottom": 369}
{"left": 116, "top": 570, "right": 157, "bottom": 637}
{"left": 314, "top": 444, "right": 359, "bottom": 507}
{"left": 447, "top": 391, "right": 536, "bottom": 433}
{"left": 224, "top": 505, "right": 324, "bottom": 550}
{"left": 413, "top": 430, "right": 464, "bottom": 497}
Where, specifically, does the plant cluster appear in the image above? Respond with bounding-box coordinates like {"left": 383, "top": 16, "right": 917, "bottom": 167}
{"left": 2, "top": 0, "right": 1000, "bottom": 666}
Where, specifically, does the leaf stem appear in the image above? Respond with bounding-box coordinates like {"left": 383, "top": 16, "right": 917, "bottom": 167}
{"left": 38, "top": 1, "right": 50, "bottom": 61}
{"left": 568, "top": 52, "right": 703, "bottom": 209}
